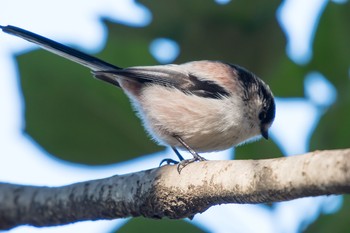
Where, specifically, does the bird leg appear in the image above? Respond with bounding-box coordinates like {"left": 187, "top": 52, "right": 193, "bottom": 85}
{"left": 159, "top": 136, "right": 207, "bottom": 173}
{"left": 159, "top": 147, "right": 184, "bottom": 166}
{"left": 174, "top": 135, "right": 207, "bottom": 173}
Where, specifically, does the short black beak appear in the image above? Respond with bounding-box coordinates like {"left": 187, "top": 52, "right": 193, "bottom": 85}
{"left": 261, "top": 128, "right": 269, "bottom": 140}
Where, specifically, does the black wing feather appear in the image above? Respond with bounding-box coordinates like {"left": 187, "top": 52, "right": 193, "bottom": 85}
{"left": 94, "top": 69, "right": 230, "bottom": 99}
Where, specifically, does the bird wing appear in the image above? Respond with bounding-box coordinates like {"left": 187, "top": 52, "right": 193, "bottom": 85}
{"left": 94, "top": 67, "right": 230, "bottom": 99}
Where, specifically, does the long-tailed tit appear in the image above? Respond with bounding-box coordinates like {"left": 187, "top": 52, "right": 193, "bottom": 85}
{"left": 1, "top": 25, "right": 276, "bottom": 172}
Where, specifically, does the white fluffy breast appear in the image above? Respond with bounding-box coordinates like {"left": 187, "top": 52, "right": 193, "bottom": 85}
{"left": 131, "top": 85, "right": 261, "bottom": 152}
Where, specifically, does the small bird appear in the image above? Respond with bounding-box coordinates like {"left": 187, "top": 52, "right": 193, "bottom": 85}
{"left": 1, "top": 25, "right": 276, "bottom": 172}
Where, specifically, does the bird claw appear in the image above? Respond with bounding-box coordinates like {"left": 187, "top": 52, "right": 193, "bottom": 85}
{"left": 176, "top": 155, "right": 207, "bottom": 173}
{"left": 159, "top": 154, "right": 207, "bottom": 173}
{"left": 159, "top": 158, "right": 179, "bottom": 167}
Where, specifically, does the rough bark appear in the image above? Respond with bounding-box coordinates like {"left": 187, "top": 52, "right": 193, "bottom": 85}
{"left": 1, "top": 149, "right": 350, "bottom": 230}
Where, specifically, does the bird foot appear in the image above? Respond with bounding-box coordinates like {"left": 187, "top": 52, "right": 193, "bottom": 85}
{"left": 176, "top": 154, "right": 207, "bottom": 173}
{"left": 159, "top": 158, "right": 179, "bottom": 167}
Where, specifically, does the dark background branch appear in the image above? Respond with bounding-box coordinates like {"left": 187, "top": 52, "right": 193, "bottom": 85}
{"left": 1, "top": 149, "right": 349, "bottom": 230}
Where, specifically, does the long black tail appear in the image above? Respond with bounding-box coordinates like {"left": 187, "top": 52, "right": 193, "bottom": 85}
{"left": 1, "top": 25, "right": 121, "bottom": 73}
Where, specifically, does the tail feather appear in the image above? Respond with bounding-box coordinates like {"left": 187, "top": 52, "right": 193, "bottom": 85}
{"left": 0, "top": 25, "right": 121, "bottom": 72}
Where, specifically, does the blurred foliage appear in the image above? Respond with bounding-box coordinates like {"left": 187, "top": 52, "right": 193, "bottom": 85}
{"left": 304, "top": 196, "right": 350, "bottom": 233}
{"left": 235, "top": 137, "right": 283, "bottom": 160}
{"left": 14, "top": 0, "right": 350, "bottom": 232}
{"left": 309, "top": 2, "right": 350, "bottom": 151}
{"left": 114, "top": 217, "right": 207, "bottom": 233}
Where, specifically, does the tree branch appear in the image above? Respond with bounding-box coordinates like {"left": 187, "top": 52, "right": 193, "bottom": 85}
{"left": 1, "top": 149, "right": 350, "bottom": 229}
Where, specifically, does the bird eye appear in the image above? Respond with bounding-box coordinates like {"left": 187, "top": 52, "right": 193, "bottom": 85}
{"left": 259, "top": 112, "right": 265, "bottom": 121}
